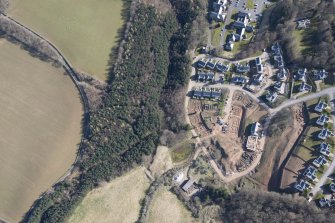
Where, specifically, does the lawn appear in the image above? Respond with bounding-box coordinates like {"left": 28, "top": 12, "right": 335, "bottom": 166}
{"left": 147, "top": 187, "right": 197, "bottom": 223}
{"left": 246, "top": 0, "right": 254, "bottom": 9}
{"left": 171, "top": 140, "right": 195, "bottom": 163}
{"left": 0, "top": 39, "right": 82, "bottom": 223}
{"left": 68, "top": 167, "right": 151, "bottom": 223}
{"left": 211, "top": 23, "right": 223, "bottom": 47}
{"left": 9, "top": 0, "right": 124, "bottom": 80}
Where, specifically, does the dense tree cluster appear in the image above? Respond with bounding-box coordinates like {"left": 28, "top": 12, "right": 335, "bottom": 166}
{"left": 221, "top": 190, "right": 335, "bottom": 223}
{"left": 161, "top": 0, "right": 207, "bottom": 132}
{"left": 22, "top": 1, "right": 204, "bottom": 222}
{"left": 239, "top": 0, "right": 335, "bottom": 71}
{"left": 0, "top": 0, "right": 9, "bottom": 14}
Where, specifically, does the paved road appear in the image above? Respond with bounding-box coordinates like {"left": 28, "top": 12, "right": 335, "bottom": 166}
{"left": 310, "top": 92, "right": 335, "bottom": 197}
{"left": 188, "top": 53, "right": 335, "bottom": 183}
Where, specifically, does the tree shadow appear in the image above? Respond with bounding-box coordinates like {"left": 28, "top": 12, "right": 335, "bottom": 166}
{"left": 105, "top": 0, "right": 135, "bottom": 85}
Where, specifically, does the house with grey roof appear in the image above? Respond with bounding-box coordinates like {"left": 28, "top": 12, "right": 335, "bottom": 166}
{"left": 296, "top": 19, "right": 310, "bottom": 30}
{"left": 251, "top": 122, "right": 261, "bottom": 136}
{"left": 236, "top": 64, "right": 250, "bottom": 73}
{"left": 314, "top": 69, "right": 328, "bottom": 80}
{"left": 319, "top": 143, "right": 331, "bottom": 157}
{"left": 197, "top": 59, "right": 207, "bottom": 68}
{"left": 299, "top": 82, "right": 312, "bottom": 92}
{"left": 295, "top": 179, "right": 310, "bottom": 192}
{"left": 216, "top": 63, "right": 229, "bottom": 73}
{"left": 266, "top": 91, "right": 278, "bottom": 103}
{"left": 319, "top": 198, "right": 331, "bottom": 208}
{"left": 273, "top": 81, "right": 285, "bottom": 94}
{"left": 295, "top": 68, "right": 307, "bottom": 81}
{"left": 315, "top": 101, "right": 328, "bottom": 113}
{"left": 303, "top": 165, "right": 317, "bottom": 181}
{"left": 316, "top": 114, "right": 330, "bottom": 126}
{"left": 225, "top": 41, "right": 234, "bottom": 51}
{"left": 312, "top": 155, "right": 328, "bottom": 168}
{"left": 277, "top": 68, "right": 287, "bottom": 81}
{"left": 318, "top": 128, "right": 334, "bottom": 140}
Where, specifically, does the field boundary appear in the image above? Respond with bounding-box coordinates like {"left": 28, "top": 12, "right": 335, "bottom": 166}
{"left": 277, "top": 102, "right": 310, "bottom": 192}
{"left": 0, "top": 13, "right": 92, "bottom": 221}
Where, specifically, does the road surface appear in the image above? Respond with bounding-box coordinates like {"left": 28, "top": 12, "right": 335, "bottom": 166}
{"left": 187, "top": 53, "right": 335, "bottom": 183}
{"left": 309, "top": 92, "right": 335, "bottom": 197}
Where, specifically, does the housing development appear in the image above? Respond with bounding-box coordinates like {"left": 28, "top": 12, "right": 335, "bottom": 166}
{"left": 0, "top": 0, "right": 334, "bottom": 222}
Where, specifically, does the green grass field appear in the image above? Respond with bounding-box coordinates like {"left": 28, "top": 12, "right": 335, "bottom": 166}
{"left": 147, "top": 187, "right": 198, "bottom": 223}
{"left": 9, "top": 0, "right": 124, "bottom": 80}
{"left": 68, "top": 167, "right": 150, "bottom": 223}
{"left": 0, "top": 39, "right": 82, "bottom": 223}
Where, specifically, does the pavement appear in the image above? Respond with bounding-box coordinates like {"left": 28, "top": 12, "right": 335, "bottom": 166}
{"left": 216, "top": 0, "right": 270, "bottom": 47}
{"left": 186, "top": 53, "right": 335, "bottom": 184}
{"left": 309, "top": 92, "right": 335, "bottom": 198}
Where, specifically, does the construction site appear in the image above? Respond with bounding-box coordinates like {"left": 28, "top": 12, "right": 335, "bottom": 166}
{"left": 188, "top": 89, "right": 269, "bottom": 176}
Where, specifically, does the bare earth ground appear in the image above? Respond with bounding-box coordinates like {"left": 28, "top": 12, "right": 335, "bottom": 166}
{"left": 253, "top": 105, "right": 304, "bottom": 189}
{"left": 147, "top": 187, "right": 198, "bottom": 223}
{"left": 9, "top": 0, "right": 124, "bottom": 80}
{"left": 150, "top": 146, "right": 174, "bottom": 178}
{"left": 68, "top": 167, "right": 150, "bottom": 223}
{"left": 0, "top": 39, "right": 82, "bottom": 223}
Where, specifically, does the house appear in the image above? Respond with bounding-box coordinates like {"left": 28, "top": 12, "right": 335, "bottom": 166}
{"left": 236, "top": 64, "right": 250, "bottom": 73}
{"left": 266, "top": 91, "right": 278, "bottom": 103}
{"left": 232, "top": 21, "right": 246, "bottom": 29}
{"left": 314, "top": 69, "right": 328, "bottom": 80}
{"left": 210, "top": 6, "right": 226, "bottom": 22}
{"left": 213, "top": 0, "right": 227, "bottom": 10}
{"left": 315, "top": 101, "right": 328, "bottom": 113}
{"left": 228, "top": 33, "right": 240, "bottom": 42}
{"left": 319, "top": 143, "right": 331, "bottom": 157}
{"left": 273, "top": 81, "right": 285, "bottom": 94}
{"left": 255, "top": 57, "right": 262, "bottom": 65}
{"left": 236, "top": 11, "right": 250, "bottom": 25}
{"left": 197, "top": 59, "right": 207, "bottom": 68}
{"left": 206, "top": 60, "right": 216, "bottom": 70}
{"left": 182, "top": 179, "right": 195, "bottom": 192}
{"left": 303, "top": 165, "right": 317, "bottom": 181}
{"left": 277, "top": 68, "right": 287, "bottom": 81}
{"left": 236, "top": 28, "right": 245, "bottom": 39}
{"left": 225, "top": 41, "right": 234, "bottom": 51}
{"left": 271, "top": 42, "right": 281, "bottom": 56}
{"left": 211, "top": 0, "right": 227, "bottom": 22}
{"left": 216, "top": 63, "right": 229, "bottom": 72}
{"left": 299, "top": 82, "right": 312, "bottom": 92}
{"left": 296, "top": 19, "right": 310, "bottom": 30}
{"left": 253, "top": 73, "right": 264, "bottom": 85}
{"left": 211, "top": 88, "right": 222, "bottom": 100}
{"left": 202, "top": 88, "right": 212, "bottom": 98}
{"left": 316, "top": 114, "right": 330, "bottom": 126}
{"left": 197, "top": 72, "right": 214, "bottom": 82}
{"left": 318, "top": 128, "right": 334, "bottom": 140}
{"left": 312, "top": 155, "right": 328, "bottom": 168}
{"left": 251, "top": 122, "right": 261, "bottom": 136}
{"left": 295, "top": 68, "right": 307, "bottom": 81}
{"left": 245, "top": 25, "right": 254, "bottom": 33}
{"left": 257, "top": 64, "right": 263, "bottom": 74}
{"left": 295, "top": 179, "right": 310, "bottom": 192}
{"left": 232, "top": 76, "right": 247, "bottom": 85}
{"left": 330, "top": 182, "right": 335, "bottom": 193}
{"left": 192, "top": 88, "right": 203, "bottom": 98}
{"left": 319, "top": 198, "right": 331, "bottom": 208}
{"left": 274, "top": 55, "right": 284, "bottom": 68}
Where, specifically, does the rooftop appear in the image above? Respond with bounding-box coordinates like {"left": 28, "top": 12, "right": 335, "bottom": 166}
{"left": 315, "top": 101, "right": 328, "bottom": 113}
{"left": 295, "top": 179, "right": 310, "bottom": 192}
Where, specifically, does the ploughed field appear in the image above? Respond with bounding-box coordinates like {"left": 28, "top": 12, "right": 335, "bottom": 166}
{"left": 9, "top": 0, "right": 124, "bottom": 80}
{"left": 0, "top": 40, "right": 82, "bottom": 223}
